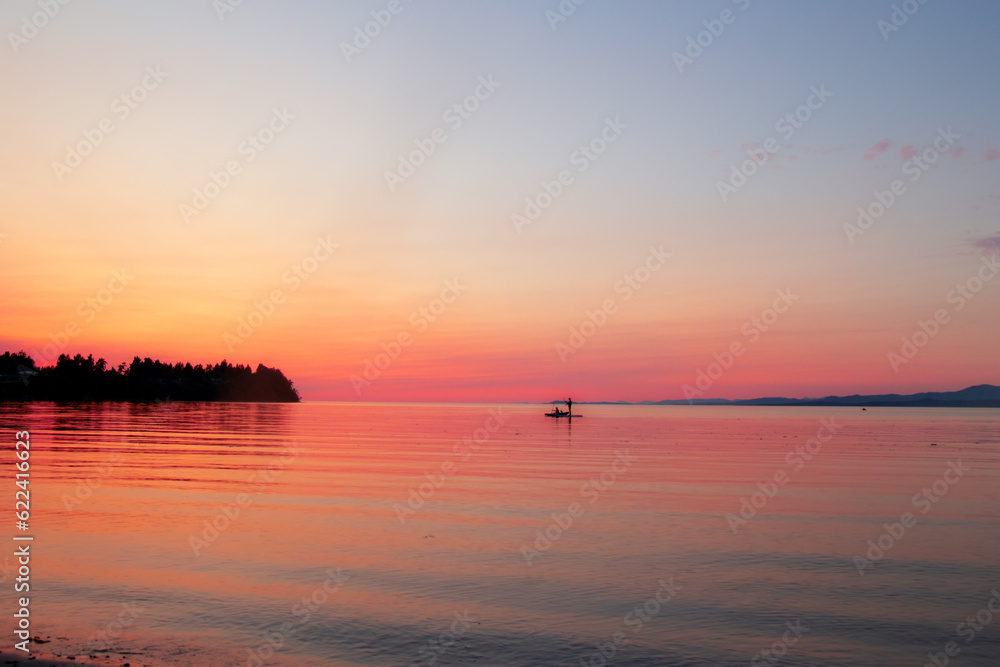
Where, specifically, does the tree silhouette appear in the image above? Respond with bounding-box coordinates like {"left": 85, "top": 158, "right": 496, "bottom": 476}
{"left": 0, "top": 351, "right": 300, "bottom": 403}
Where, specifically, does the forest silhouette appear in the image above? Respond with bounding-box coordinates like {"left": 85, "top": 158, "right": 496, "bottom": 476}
{"left": 0, "top": 351, "right": 300, "bottom": 402}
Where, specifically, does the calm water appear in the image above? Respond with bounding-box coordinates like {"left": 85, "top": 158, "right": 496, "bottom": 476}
{"left": 2, "top": 402, "right": 999, "bottom": 666}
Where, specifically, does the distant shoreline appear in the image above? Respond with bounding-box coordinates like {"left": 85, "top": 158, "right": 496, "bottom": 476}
{"left": 581, "top": 401, "right": 1000, "bottom": 408}
{"left": 538, "top": 384, "right": 1000, "bottom": 408}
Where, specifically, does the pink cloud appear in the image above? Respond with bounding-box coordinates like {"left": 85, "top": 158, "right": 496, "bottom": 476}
{"left": 971, "top": 234, "right": 1000, "bottom": 252}
{"left": 705, "top": 149, "right": 721, "bottom": 158}
{"left": 952, "top": 147, "right": 965, "bottom": 159}
{"left": 863, "top": 139, "right": 891, "bottom": 161}
{"left": 900, "top": 145, "right": 916, "bottom": 161}
{"left": 984, "top": 148, "right": 999, "bottom": 162}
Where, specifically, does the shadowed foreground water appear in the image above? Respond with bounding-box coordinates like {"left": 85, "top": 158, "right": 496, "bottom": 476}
{"left": 2, "top": 402, "right": 998, "bottom": 666}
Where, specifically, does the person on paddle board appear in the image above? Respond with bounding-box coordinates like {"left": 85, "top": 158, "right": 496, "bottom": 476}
{"left": 566, "top": 397, "right": 573, "bottom": 414}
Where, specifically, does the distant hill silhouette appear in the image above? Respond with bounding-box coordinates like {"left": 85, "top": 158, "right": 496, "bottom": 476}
{"left": 0, "top": 351, "right": 300, "bottom": 403}
{"left": 582, "top": 384, "right": 1000, "bottom": 408}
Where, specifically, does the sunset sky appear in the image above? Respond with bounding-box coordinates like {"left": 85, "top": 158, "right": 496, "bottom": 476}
{"left": 2, "top": 0, "right": 998, "bottom": 402}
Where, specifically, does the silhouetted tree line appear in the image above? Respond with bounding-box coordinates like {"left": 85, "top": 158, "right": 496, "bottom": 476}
{"left": 0, "top": 351, "right": 300, "bottom": 403}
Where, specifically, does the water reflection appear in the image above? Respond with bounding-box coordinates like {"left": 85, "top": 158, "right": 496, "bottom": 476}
{"left": 0, "top": 403, "right": 997, "bottom": 666}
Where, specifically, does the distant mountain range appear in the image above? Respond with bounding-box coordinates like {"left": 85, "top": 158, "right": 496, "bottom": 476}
{"left": 582, "top": 384, "right": 1000, "bottom": 408}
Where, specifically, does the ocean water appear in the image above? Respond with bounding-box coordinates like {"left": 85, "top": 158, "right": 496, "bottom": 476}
{"left": 2, "top": 402, "right": 999, "bottom": 666}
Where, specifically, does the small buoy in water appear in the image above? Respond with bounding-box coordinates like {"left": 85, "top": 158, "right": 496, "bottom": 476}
{"left": 930, "top": 443, "right": 938, "bottom": 447}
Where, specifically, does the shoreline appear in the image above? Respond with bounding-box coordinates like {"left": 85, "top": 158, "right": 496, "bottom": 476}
{"left": 0, "top": 650, "right": 112, "bottom": 666}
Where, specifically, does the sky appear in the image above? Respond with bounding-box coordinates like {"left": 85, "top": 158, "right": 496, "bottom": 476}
{"left": 1, "top": 0, "right": 998, "bottom": 402}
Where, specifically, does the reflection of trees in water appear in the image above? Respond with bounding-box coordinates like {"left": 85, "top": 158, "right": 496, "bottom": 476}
{"left": 128, "top": 401, "right": 297, "bottom": 439}
{"left": 0, "top": 351, "right": 300, "bottom": 403}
